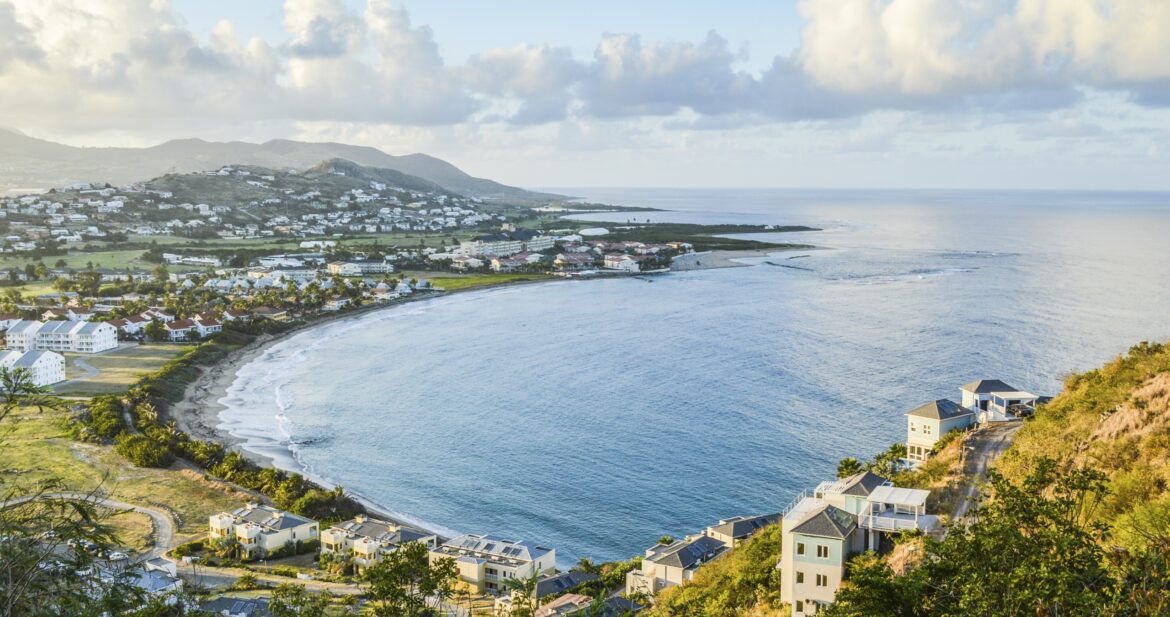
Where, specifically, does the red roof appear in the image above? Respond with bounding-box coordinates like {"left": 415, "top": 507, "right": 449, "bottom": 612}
{"left": 166, "top": 319, "right": 195, "bottom": 330}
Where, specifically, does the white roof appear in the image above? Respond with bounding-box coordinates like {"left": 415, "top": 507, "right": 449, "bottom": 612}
{"left": 868, "top": 485, "right": 930, "bottom": 508}
{"left": 989, "top": 391, "right": 1037, "bottom": 399}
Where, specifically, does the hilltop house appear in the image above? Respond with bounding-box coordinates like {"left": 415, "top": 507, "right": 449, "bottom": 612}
{"left": 429, "top": 534, "right": 556, "bottom": 594}
{"left": 321, "top": 515, "right": 437, "bottom": 573}
{"left": 959, "top": 379, "right": 1039, "bottom": 423}
{"left": 905, "top": 399, "right": 976, "bottom": 462}
{"left": 4, "top": 320, "right": 117, "bottom": 353}
{"left": 208, "top": 504, "right": 319, "bottom": 560}
{"left": 626, "top": 534, "right": 728, "bottom": 597}
{"left": 0, "top": 349, "right": 66, "bottom": 386}
{"left": 779, "top": 471, "right": 938, "bottom": 616}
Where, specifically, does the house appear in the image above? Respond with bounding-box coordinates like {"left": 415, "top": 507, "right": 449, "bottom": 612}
{"left": 141, "top": 308, "right": 175, "bottom": 323}
{"left": 603, "top": 254, "right": 640, "bottom": 272}
{"left": 429, "top": 534, "right": 556, "bottom": 594}
{"left": 626, "top": 534, "right": 727, "bottom": 597}
{"left": 200, "top": 596, "right": 272, "bottom": 617}
{"left": 906, "top": 399, "right": 976, "bottom": 462}
{"left": 959, "top": 379, "right": 1039, "bottom": 422}
{"left": 0, "top": 313, "right": 23, "bottom": 330}
{"left": 193, "top": 315, "right": 222, "bottom": 337}
{"left": 704, "top": 513, "right": 781, "bottom": 547}
{"left": 553, "top": 253, "right": 595, "bottom": 271}
{"left": 223, "top": 308, "right": 251, "bottom": 322}
{"left": 323, "top": 298, "right": 351, "bottom": 312}
{"left": 42, "top": 307, "right": 91, "bottom": 321}
{"left": 165, "top": 319, "right": 197, "bottom": 341}
{"left": 208, "top": 503, "right": 319, "bottom": 560}
{"left": 127, "top": 560, "right": 183, "bottom": 599}
{"left": 0, "top": 349, "right": 66, "bottom": 386}
{"left": 495, "top": 570, "right": 601, "bottom": 615}
{"left": 4, "top": 320, "right": 117, "bottom": 353}
{"left": 534, "top": 594, "right": 592, "bottom": 617}
{"left": 110, "top": 314, "right": 149, "bottom": 336}
{"left": 321, "top": 515, "right": 437, "bottom": 573}
{"left": 252, "top": 307, "right": 289, "bottom": 321}
{"left": 779, "top": 471, "right": 939, "bottom": 616}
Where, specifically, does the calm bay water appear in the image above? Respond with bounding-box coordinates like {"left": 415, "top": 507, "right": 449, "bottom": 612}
{"left": 217, "top": 189, "right": 1170, "bottom": 564}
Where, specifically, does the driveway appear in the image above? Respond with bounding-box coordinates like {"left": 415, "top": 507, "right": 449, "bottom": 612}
{"left": 951, "top": 422, "right": 1022, "bottom": 521}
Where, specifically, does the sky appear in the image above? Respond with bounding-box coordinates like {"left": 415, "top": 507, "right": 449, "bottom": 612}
{"left": 1, "top": 0, "right": 1170, "bottom": 190}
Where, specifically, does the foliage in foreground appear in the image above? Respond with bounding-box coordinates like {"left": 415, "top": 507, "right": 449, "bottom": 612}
{"left": 650, "top": 523, "right": 784, "bottom": 617}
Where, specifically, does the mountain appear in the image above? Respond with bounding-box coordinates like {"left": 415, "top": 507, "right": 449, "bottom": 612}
{"left": 0, "top": 128, "right": 560, "bottom": 201}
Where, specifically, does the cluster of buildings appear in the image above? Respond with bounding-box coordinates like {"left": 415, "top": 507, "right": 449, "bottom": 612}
{"left": 4, "top": 319, "right": 117, "bottom": 354}
{"left": 905, "top": 379, "right": 1038, "bottom": 462}
{"left": 0, "top": 167, "right": 497, "bottom": 251}
{"left": 208, "top": 504, "right": 320, "bottom": 560}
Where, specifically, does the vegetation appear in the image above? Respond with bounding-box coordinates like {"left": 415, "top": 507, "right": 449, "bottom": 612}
{"left": 362, "top": 541, "right": 458, "bottom": 616}
{"left": 599, "top": 222, "right": 819, "bottom": 252}
{"left": 824, "top": 341, "right": 1170, "bottom": 616}
{"left": 651, "top": 524, "right": 783, "bottom": 616}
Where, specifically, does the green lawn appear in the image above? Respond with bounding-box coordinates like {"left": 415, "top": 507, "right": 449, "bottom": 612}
{"left": 56, "top": 344, "right": 194, "bottom": 397}
{"left": 397, "top": 271, "right": 556, "bottom": 291}
{"left": 0, "top": 406, "right": 241, "bottom": 539}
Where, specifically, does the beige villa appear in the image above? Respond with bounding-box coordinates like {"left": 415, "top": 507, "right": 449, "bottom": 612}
{"left": 208, "top": 503, "right": 319, "bottom": 560}
{"left": 428, "top": 534, "right": 556, "bottom": 594}
{"left": 320, "top": 515, "right": 437, "bottom": 573}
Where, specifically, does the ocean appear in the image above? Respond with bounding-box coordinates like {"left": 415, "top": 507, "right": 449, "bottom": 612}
{"left": 216, "top": 188, "right": 1170, "bottom": 565}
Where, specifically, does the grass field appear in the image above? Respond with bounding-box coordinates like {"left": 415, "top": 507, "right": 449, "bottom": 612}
{"left": 0, "top": 406, "right": 243, "bottom": 540}
{"left": 56, "top": 344, "right": 194, "bottom": 397}
{"left": 397, "top": 271, "right": 556, "bottom": 291}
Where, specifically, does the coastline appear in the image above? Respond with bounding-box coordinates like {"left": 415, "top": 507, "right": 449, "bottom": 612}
{"left": 165, "top": 248, "right": 798, "bottom": 534}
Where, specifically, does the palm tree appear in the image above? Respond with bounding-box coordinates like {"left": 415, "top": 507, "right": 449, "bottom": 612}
{"left": 576, "top": 557, "right": 598, "bottom": 574}
{"left": 0, "top": 367, "right": 61, "bottom": 416}
{"left": 502, "top": 570, "right": 542, "bottom": 617}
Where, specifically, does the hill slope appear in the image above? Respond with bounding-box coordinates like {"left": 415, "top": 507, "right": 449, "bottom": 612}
{"left": 0, "top": 128, "right": 558, "bottom": 201}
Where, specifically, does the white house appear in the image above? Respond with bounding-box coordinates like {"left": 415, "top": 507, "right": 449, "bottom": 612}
{"left": 209, "top": 504, "right": 319, "bottom": 560}
{"left": 959, "top": 379, "right": 1039, "bottom": 423}
{"left": 4, "top": 320, "right": 117, "bottom": 354}
{"left": 429, "top": 534, "right": 556, "bottom": 594}
{"left": 603, "top": 254, "right": 640, "bottom": 272}
{"left": 165, "top": 319, "right": 197, "bottom": 341}
{"left": 905, "top": 399, "right": 976, "bottom": 462}
{"left": 626, "top": 534, "right": 728, "bottom": 597}
{"left": 0, "top": 349, "right": 66, "bottom": 386}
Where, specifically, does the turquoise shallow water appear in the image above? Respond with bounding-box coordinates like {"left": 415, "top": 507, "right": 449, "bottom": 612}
{"left": 217, "top": 189, "right": 1170, "bottom": 564}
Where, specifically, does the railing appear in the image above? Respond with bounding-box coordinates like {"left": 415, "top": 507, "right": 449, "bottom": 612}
{"left": 781, "top": 490, "right": 810, "bottom": 519}
{"left": 861, "top": 514, "right": 924, "bottom": 532}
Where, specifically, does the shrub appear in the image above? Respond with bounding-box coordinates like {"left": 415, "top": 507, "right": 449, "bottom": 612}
{"left": 114, "top": 434, "right": 175, "bottom": 468}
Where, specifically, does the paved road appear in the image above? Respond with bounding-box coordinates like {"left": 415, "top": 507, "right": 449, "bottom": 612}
{"left": 2, "top": 492, "right": 175, "bottom": 560}
{"left": 951, "top": 422, "right": 1022, "bottom": 521}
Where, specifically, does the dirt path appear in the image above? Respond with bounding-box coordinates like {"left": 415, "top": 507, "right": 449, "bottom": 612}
{"left": 951, "top": 422, "right": 1022, "bottom": 521}
{"left": 2, "top": 492, "right": 176, "bottom": 560}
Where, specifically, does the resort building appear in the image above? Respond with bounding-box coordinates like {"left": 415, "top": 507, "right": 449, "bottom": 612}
{"left": 4, "top": 320, "right": 118, "bottom": 353}
{"left": 459, "top": 230, "right": 555, "bottom": 257}
{"left": 429, "top": 534, "right": 556, "bottom": 594}
{"left": 625, "top": 534, "right": 728, "bottom": 597}
{"left": 704, "top": 513, "right": 781, "bottom": 547}
{"left": 320, "top": 515, "right": 437, "bottom": 573}
{"left": 779, "top": 471, "right": 938, "bottom": 616}
{"left": 0, "top": 349, "right": 66, "bottom": 386}
{"left": 208, "top": 503, "right": 319, "bottom": 560}
{"left": 603, "top": 253, "right": 641, "bottom": 272}
{"left": 959, "top": 379, "right": 1039, "bottom": 423}
{"left": 905, "top": 399, "right": 976, "bottom": 462}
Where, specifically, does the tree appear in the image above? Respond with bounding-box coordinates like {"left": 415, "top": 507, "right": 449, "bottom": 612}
{"left": 837, "top": 457, "right": 863, "bottom": 478}
{"left": 502, "top": 569, "right": 542, "bottom": 617}
{"left": 364, "top": 541, "right": 457, "bottom": 617}
{"left": 270, "top": 583, "right": 330, "bottom": 617}
{"left": 145, "top": 320, "right": 166, "bottom": 342}
{"left": 825, "top": 460, "right": 1115, "bottom": 617}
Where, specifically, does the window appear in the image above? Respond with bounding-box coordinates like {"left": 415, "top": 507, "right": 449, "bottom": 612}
{"left": 795, "top": 601, "right": 804, "bottom": 613}
{"left": 923, "top": 425, "right": 932, "bottom": 435}
{"left": 816, "top": 574, "right": 828, "bottom": 587}
{"left": 796, "top": 571, "right": 804, "bottom": 584}
{"left": 910, "top": 423, "right": 916, "bottom": 432}
{"left": 796, "top": 542, "right": 805, "bottom": 555}
{"left": 816, "top": 545, "right": 829, "bottom": 559}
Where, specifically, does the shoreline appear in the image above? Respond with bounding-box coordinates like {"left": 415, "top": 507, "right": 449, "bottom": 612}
{"left": 165, "top": 248, "right": 799, "bottom": 534}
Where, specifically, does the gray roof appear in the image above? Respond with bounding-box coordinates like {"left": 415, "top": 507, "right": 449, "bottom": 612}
{"left": 331, "top": 516, "right": 432, "bottom": 545}
{"left": 201, "top": 597, "right": 272, "bottom": 617}
{"left": 127, "top": 568, "right": 181, "bottom": 595}
{"left": 12, "top": 350, "right": 60, "bottom": 368}
{"left": 440, "top": 534, "right": 553, "bottom": 563}
{"left": 230, "top": 505, "right": 314, "bottom": 531}
{"left": 536, "top": 570, "right": 599, "bottom": 598}
{"left": 707, "top": 513, "right": 781, "bottom": 540}
{"left": 960, "top": 379, "right": 1018, "bottom": 394}
{"left": 906, "top": 398, "right": 975, "bottom": 421}
{"left": 789, "top": 504, "right": 857, "bottom": 539}
{"left": 837, "top": 471, "right": 890, "bottom": 497}
{"left": 646, "top": 535, "right": 726, "bottom": 569}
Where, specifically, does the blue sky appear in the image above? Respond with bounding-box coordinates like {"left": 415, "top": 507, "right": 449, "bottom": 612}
{"left": 2, "top": 0, "right": 1170, "bottom": 189}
